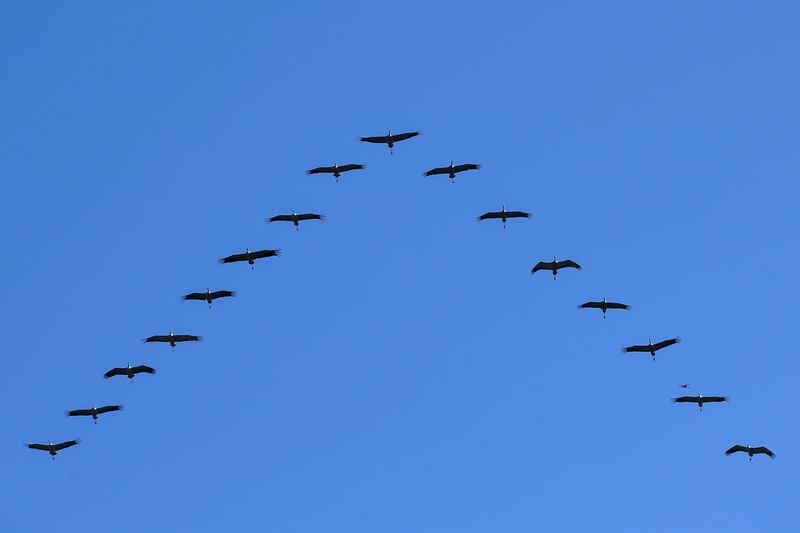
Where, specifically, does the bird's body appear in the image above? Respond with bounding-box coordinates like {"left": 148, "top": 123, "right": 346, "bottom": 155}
{"left": 143, "top": 330, "right": 202, "bottom": 350}
{"left": 27, "top": 439, "right": 80, "bottom": 460}
{"left": 531, "top": 257, "right": 581, "bottom": 280}
{"left": 725, "top": 444, "right": 775, "bottom": 460}
{"left": 104, "top": 363, "right": 155, "bottom": 380}
{"left": 184, "top": 288, "right": 235, "bottom": 308}
{"left": 219, "top": 248, "right": 281, "bottom": 270}
{"left": 359, "top": 130, "right": 420, "bottom": 154}
{"left": 66, "top": 404, "right": 123, "bottom": 424}
{"left": 424, "top": 161, "right": 480, "bottom": 182}
{"left": 679, "top": 384, "right": 691, "bottom": 389}
{"left": 306, "top": 164, "right": 364, "bottom": 182}
{"left": 268, "top": 210, "right": 324, "bottom": 229}
{"left": 578, "top": 297, "right": 630, "bottom": 318}
{"left": 622, "top": 337, "right": 680, "bottom": 361}
{"left": 477, "top": 205, "right": 531, "bottom": 228}
{"left": 672, "top": 394, "right": 728, "bottom": 411}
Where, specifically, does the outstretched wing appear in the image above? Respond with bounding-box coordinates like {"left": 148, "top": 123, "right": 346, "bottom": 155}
{"left": 653, "top": 338, "right": 680, "bottom": 351}
{"left": 172, "top": 335, "right": 201, "bottom": 343}
{"left": 579, "top": 301, "right": 602, "bottom": 309}
{"left": 725, "top": 445, "right": 748, "bottom": 456}
{"left": 251, "top": 249, "right": 281, "bottom": 260}
{"left": 359, "top": 135, "right": 389, "bottom": 144}
{"left": 605, "top": 302, "right": 630, "bottom": 310}
{"left": 96, "top": 405, "right": 123, "bottom": 415}
{"left": 556, "top": 260, "right": 581, "bottom": 270}
{"left": 296, "top": 213, "right": 324, "bottom": 221}
{"left": 306, "top": 166, "right": 335, "bottom": 174}
{"left": 210, "top": 290, "right": 235, "bottom": 299}
{"left": 424, "top": 166, "right": 450, "bottom": 176}
{"left": 531, "top": 261, "right": 555, "bottom": 274}
{"left": 622, "top": 344, "right": 650, "bottom": 353}
{"left": 131, "top": 365, "right": 156, "bottom": 375}
{"left": 453, "top": 163, "right": 480, "bottom": 173}
{"left": 703, "top": 396, "right": 729, "bottom": 403}
{"left": 183, "top": 292, "right": 206, "bottom": 301}
{"left": 53, "top": 439, "right": 80, "bottom": 451}
{"left": 268, "top": 214, "right": 294, "bottom": 223}
{"left": 671, "top": 396, "right": 698, "bottom": 403}
{"left": 219, "top": 253, "right": 248, "bottom": 264}
{"left": 337, "top": 164, "right": 365, "bottom": 173}
{"left": 66, "top": 409, "right": 93, "bottom": 417}
{"left": 103, "top": 367, "right": 126, "bottom": 379}
{"left": 392, "top": 131, "right": 420, "bottom": 142}
{"left": 504, "top": 211, "right": 531, "bottom": 219}
{"left": 27, "top": 443, "right": 50, "bottom": 451}
{"left": 143, "top": 335, "right": 170, "bottom": 343}
{"left": 477, "top": 211, "right": 503, "bottom": 221}
{"left": 752, "top": 446, "right": 775, "bottom": 458}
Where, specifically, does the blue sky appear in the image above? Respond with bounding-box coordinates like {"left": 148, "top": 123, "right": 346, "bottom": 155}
{"left": 1, "top": 1, "right": 799, "bottom": 531}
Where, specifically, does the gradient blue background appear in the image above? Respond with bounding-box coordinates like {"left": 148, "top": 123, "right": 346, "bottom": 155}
{"left": 2, "top": 2, "right": 798, "bottom": 531}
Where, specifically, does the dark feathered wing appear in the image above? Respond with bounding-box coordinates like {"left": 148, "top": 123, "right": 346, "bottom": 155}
{"left": 424, "top": 166, "right": 450, "bottom": 176}
{"left": 453, "top": 163, "right": 480, "bottom": 173}
{"left": 306, "top": 166, "right": 335, "bottom": 174}
{"left": 579, "top": 301, "right": 603, "bottom": 309}
{"left": 268, "top": 214, "right": 294, "bottom": 223}
{"left": 183, "top": 292, "right": 207, "bottom": 301}
{"left": 103, "top": 367, "right": 127, "bottom": 379}
{"left": 605, "top": 302, "right": 630, "bottom": 310}
{"left": 210, "top": 290, "right": 235, "bottom": 299}
{"left": 219, "top": 253, "right": 249, "bottom": 264}
{"left": 27, "top": 443, "right": 50, "bottom": 451}
{"left": 504, "top": 211, "right": 531, "bottom": 219}
{"left": 478, "top": 211, "right": 503, "bottom": 220}
{"left": 296, "top": 213, "right": 324, "bottom": 221}
{"left": 66, "top": 409, "right": 94, "bottom": 417}
{"left": 391, "top": 131, "right": 420, "bottom": 142}
{"left": 725, "top": 445, "right": 749, "bottom": 456}
{"left": 653, "top": 338, "right": 680, "bottom": 351}
{"left": 172, "top": 335, "right": 201, "bottom": 343}
{"left": 531, "top": 261, "right": 556, "bottom": 274}
{"left": 96, "top": 405, "right": 123, "bottom": 415}
{"left": 752, "top": 446, "right": 775, "bottom": 458}
{"left": 671, "top": 396, "right": 699, "bottom": 403}
{"left": 53, "top": 439, "right": 80, "bottom": 451}
{"left": 556, "top": 260, "right": 581, "bottom": 270}
{"left": 337, "top": 164, "right": 364, "bottom": 172}
{"left": 359, "top": 135, "right": 389, "bottom": 144}
{"left": 622, "top": 344, "right": 650, "bottom": 353}
{"left": 143, "top": 335, "right": 171, "bottom": 343}
{"left": 131, "top": 365, "right": 156, "bottom": 375}
{"left": 251, "top": 249, "right": 281, "bottom": 260}
{"left": 702, "top": 396, "right": 728, "bottom": 403}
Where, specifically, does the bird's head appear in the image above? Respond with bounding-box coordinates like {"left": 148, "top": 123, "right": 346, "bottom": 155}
{"left": 245, "top": 248, "right": 250, "bottom": 254}
{"left": 168, "top": 330, "right": 173, "bottom": 336}
{"left": 648, "top": 338, "right": 652, "bottom": 345}
{"left": 127, "top": 363, "right": 131, "bottom": 369}
{"left": 553, "top": 256, "right": 557, "bottom": 263}
{"left": 48, "top": 440, "right": 52, "bottom": 446}
{"left": 207, "top": 287, "right": 211, "bottom": 293}
{"left": 450, "top": 160, "right": 454, "bottom": 167}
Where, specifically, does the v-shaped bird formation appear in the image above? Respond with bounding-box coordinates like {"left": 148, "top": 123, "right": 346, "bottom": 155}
{"left": 25, "top": 127, "right": 774, "bottom": 463}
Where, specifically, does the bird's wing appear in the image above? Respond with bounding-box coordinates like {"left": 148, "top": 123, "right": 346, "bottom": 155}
{"left": 578, "top": 301, "right": 602, "bottom": 309}
{"left": 392, "top": 131, "right": 420, "bottom": 142}
{"left": 424, "top": 166, "right": 450, "bottom": 176}
{"left": 703, "top": 396, "right": 729, "bottom": 403}
{"left": 306, "top": 166, "right": 335, "bottom": 174}
{"left": 103, "top": 367, "right": 126, "bottom": 379}
{"left": 172, "top": 335, "right": 201, "bottom": 342}
{"left": 219, "top": 253, "right": 248, "bottom": 264}
{"left": 504, "top": 211, "right": 531, "bottom": 219}
{"left": 622, "top": 345, "right": 650, "bottom": 353}
{"left": 653, "top": 338, "right": 680, "bottom": 351}
{"left": 671, "top": 396, "right": 696, "bottom": 403}
{"left": 359, "top": 135, "right": 389, "bottom": 144}
{"left": 183, "top": 292, "right": 206, "bottom": 301}
{"left": 132, "top": 365, "right": 156, "bottom": 375}
{"left": 296, "top": 213, "right": 324, "bottom": 221}
{"left": 752, "top": 446, "right": 775, "bottom": 458}
{"left": 210, "top": 290, "right": 235, "bottom": 299}
{"left": 143, "top": 335, "right": 170, "bottom": 343}
{"left": 453, "top": 163, "right": 481, "bottom": 172}
{"left": 27, "top": 443, "right": 50, "bottom": 451}
{"left": 531, "top": 261, "right": 554, "bottom": 274}
{"left": 268, "top": 215, "right": 294, "bottom": 223}
{"left": 251, "top": 249, "right": 281, "bottom": 259}
{"left": 725, "top": 445, "right": 748, "bottom": 456}
{"left": 96, "top": 405, "right": 123, "bottom": 414}
{"left": 556, "top": 260, "right": 581, "bottom": 270}
{"left": 477, "top": 211, "right": 502, "bottom": 220}
{"left": 66, "top": 409, "right": 93, "bottom": 417}
{"left": 53, "top": 439, "right": 79, "bottom": 451}
{"left": 338, "top": 164, "right": 365, "bottom": 172}
{"left": 605, "top": 302, "right": 630, "bottom": 310}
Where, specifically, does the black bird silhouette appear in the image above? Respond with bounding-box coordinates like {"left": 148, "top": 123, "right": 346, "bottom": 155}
{"left": 672, "top": 394, "right": 728, "bottom": 411}
{"left": 27, "top": 439, "right": 80, "bottom": 460}
{"left": 725, "top": 445, "right": 775, "bottom": 460}
{"left": 66, "top": 404, "right": 123, "bottom": 424}
{"left": 424, "top": 161, "right": 481, "bottom": 182}
{"left": 622, "top": 337, "right": 680, "bottom": 361}
{"left": 578, "top": 298, "right": 630, "bottom": 318}
{"left": 183, "top": 288, "right": 235, "bottom": 308}
{"left": 679, "top": 384, "right": 691, "bottom": 389}
{"left": 359, "top": 130, "right": 420, "bottom": 154}
{"left": 477, "top": 205, "right": 531, "bottom": 228}
{"left": 531, "top": 257, "right": 581, "bottom": 280}
{"left": 219, "top": 248, "right": 281, "bottom": 270}
{"left": 267, "top": 210, "right": 325, "bottom": 229}
{"left": 306, "top": 164, "right": 365, "bottom": 182}
{"left": 143, "top": 330, "right": 202, "bottom": 350}
{"left": 103, "top": 364, "right": 156, "bottom": 380}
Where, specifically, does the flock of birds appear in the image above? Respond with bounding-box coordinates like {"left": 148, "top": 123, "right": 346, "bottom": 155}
{"left": 26, "top": 129, "right": 775, "bottom": 462}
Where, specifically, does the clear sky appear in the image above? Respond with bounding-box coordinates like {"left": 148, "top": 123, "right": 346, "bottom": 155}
{"left": 1, "top": 1, "right": 798, "bottom": 531}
